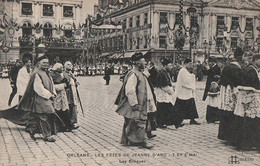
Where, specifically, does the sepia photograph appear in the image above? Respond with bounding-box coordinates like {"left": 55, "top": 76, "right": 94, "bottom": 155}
{"left": 0, "top": 0, "right": 259, "bottom": 165}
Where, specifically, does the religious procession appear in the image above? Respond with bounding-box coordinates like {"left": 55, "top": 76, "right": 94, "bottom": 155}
{"left": 0, "top": 0, "right": 260, "bottom": 165}
{"left": 0, "top": 45, "right": 259, "bottom": 151}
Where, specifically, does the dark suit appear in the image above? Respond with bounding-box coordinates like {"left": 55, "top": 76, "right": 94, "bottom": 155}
{"left": 202, "top": 64, "right": 221, "bottom": 101}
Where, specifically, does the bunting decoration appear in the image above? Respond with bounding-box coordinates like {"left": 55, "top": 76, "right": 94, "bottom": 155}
{"left": 178, "top": 0, "right": 184, "bottom": 37}
{"left": 174, "top": 0, "right": 185, "bottom": 55}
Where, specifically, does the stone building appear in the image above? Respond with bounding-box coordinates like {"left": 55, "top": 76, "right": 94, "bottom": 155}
{"left": 0, "top": 0, "right": 84, "bottom": 64}
{"left": 91, "top": 0, "right": 260, "bottom": 64}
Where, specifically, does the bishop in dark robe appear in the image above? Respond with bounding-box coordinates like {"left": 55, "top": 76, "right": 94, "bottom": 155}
{"left": 232, "top": 54, "right": 260, "bottom": 150}
{"left": 18, "top": 54, "right": 57, "bottom": 142}
{"left": 218, "top": 48, "right": 243, "bottom": 143}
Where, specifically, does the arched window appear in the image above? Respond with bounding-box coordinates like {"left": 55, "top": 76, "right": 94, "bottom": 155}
{"left": 63, "top": 23, "right": 73, "bottom": 38}
{"left": 43, "top": 22, "right": 53, "bottom": 37}
{"left": 22, "top": 21, "right": 32, "bottom": 37}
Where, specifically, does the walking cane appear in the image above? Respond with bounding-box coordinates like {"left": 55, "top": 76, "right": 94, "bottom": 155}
{"left": 54, "top": 112, "right": 65, "bottom": 127}
{"left": 50, "top": 92, "right": 66, "bottom": 126}
{"left": 76, "top": 87, "right": 85, "bottom": 117}
{"left": 68, "top": 72, "right": 85, "bottom": 117}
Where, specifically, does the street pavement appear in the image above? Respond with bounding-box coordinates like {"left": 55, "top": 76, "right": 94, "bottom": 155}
{"left": 0, "top": 75, "right": 259, "bottom": 166}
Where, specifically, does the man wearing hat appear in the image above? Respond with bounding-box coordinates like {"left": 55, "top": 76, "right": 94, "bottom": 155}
{"left": 18, "top": 53, "right": 57, "bottom": 142}
{"left": 115, "top": 52, "right": 155, "bottom": 149}
{"left": 175, "top": 58, "right": 200, "bottom": 125}
{"left": 218, "top": 47, "right": 243, "bottom": 142}
{"left": 154, "top": 58, "right": 184, "bottom": 129}
{"left": 16, "top": 52, "right": 32, "bottom": 101}
{"left": 202, "top": 57, "right": 221, "bottom": 101}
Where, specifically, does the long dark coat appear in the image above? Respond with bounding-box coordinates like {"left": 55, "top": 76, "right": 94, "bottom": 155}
{"left": 202, "top": 64, "right": 221, "bottom": 101}
{"left": 18, "top": 68, "right": 55, "bottom": 114}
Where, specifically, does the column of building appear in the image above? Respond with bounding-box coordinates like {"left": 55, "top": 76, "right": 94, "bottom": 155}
{"left": 54, "top": 3, "right": 62, "bottom": 38}
{"left": 226, "top": 14, "right": 232, "bottom": 51}
{"left": 34, "top": 2, "right": 42, "bottom": 39}
{"left": 167, "top": 12, "right": 175, "bottom": 49}
{"left": 210, "top": 13, "right": 217, "bottom": 52}
{"left": 152, "top": 10, "right": 159, "bottom": 49}
{"left": 241, "top": 15, "right": 246, "bottom": 42}
{"left": 183, "top": 12, "right": 190, "bottom": 50}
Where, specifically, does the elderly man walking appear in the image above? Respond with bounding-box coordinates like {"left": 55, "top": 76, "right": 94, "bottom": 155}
{"left": 115, "top": 52, "right": 155, "bottom": 149}
{"left": 50, "top": 63, "right": 70, "bottom": 132}
{"left": 63, "top": 61, "right": 79, "bottom": 130}
{"left": 18, "top": 54, "right": 57, "bottom": 142}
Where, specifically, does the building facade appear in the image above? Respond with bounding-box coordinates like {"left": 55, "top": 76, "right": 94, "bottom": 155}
{"left": 91, "top": 0, "right": 260, "bottom": 64}
{"left": 0, "top": 0, "right": 84, "bottom": 64}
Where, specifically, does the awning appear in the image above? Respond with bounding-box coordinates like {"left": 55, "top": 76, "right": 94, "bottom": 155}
{"left": 109, "top": 53, "right": 123, "bottom": 59}
{"left": 120, "top": 52, "right": 135, "bottom": 58}
{"left": 120, "top": 51, "right": 149, "bottom": 59}
{"left": 99, "top": 53, "right": 111, "bottom": 58}
{"left": 92, "top": 24, "right": 122, "bottom": 29}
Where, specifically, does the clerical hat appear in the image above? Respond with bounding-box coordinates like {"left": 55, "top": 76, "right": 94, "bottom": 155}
{"left": 130, "top": 52, "right": 144, "bottom": 61}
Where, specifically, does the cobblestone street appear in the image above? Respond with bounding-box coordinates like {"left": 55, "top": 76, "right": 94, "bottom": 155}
{"left": 0, "top": 76, "right": 259, "bottom": 166}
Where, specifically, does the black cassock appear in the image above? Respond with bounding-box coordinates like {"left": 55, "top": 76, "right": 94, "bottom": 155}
{"left": 231, "top": 65, "right": 260, "bottom": 150}
{"left": 202, "top": 64, "right": 221, "bottom": 101}
{"left": 218, "top": 62, "right": 243, "bottom": 143}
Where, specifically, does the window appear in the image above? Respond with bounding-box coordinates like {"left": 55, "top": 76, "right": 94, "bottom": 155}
{"left": 217, "top": 16, "right": 225, "bottom": 27}
{"left": 22, "top": 3, "right": 32, "bottom": 15}
{"left": 22, "top": 22, "right": 32, "bottom": 37}
{"left": 231, "top": 37, "right": 238, "bottom": 51}
{"left": 109, "top": 38, "right": 112, "bottom": 50}
{"left": 103, "top": 39, "right": 106, "bottom": 51}
{"left": 124, "top": 35, "right": 127, "bottom": 50}
{"left": 144, "top": 36, "right": 148, "bottom": 48}
{"left": 160, "top": 12, "right": 168, "bottom": 25}
{"left": 216, "top": 37, "right": 224, "bottom": 52}
{"left": 100, "top": 40, "right": 103, "bottom": 51}
{"left": 63, "top": 23, "right": 73, "bottom": 38}
{"left": 63, "top": 6, "right": 73, "bottom": 18}
{"left": 136, "top": 15, "right": 140, "bottom": 27}
{"left": 144, "top": 13, "right": 148, "bottom": 25}
{"left": 119, "top": 36, "right": 123, "bottom": 50}
{"left": 136, "top": 37, "right": 140, "bottom": 49}
{"left": 43, "top": 4, "right": 54, "bottom": 16}
{"left": 129, "top": 38, "right": 133, "bottom": 49}
{"left": 64, "top": 30, "right": 72, "bottom": 38}
{"left": 129, "top": 17, "right": 133, "bottom": 28}
{"left": 245, "top": 18, "right": 253, "bottom": 31}
{"left": 190, "top": 16, "right": 198, "bottom": 27}
{"left": 122, "top": 19, "right": 126, "bottom": 31}
{"left": 159, "top": 36, "right": 167, "bottom": 48}
{"left": 43, "top": 23, "right": 53, "bottom": 37}
{"left": 231, "top": 17, "right": 239, "bottom": 30}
